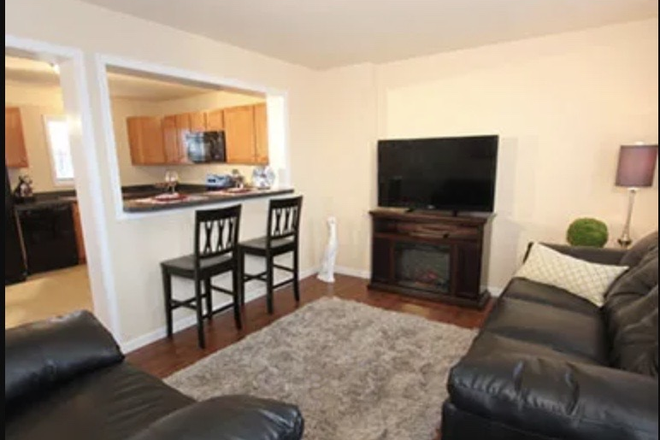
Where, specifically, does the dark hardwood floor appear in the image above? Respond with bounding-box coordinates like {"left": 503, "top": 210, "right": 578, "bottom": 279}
{"left": 128, "top": 274, "right": 494, "bottom": 378}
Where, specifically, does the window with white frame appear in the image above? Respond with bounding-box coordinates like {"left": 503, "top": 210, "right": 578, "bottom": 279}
{"left": 44, "top": 115, "right": 75, "bottom": 184}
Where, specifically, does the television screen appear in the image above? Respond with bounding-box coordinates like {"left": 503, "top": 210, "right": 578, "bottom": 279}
{"left": 378, "top": 135, "right": 498, "bottom": 212}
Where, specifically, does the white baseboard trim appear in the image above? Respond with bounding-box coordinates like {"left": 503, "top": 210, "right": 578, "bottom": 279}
{"left": 121, "top": 266, "right": 320, "bottom": 353}
{"left": 335, "top": 266, "right": 370, "bottom": 279}
{"left": 488, "top": 286, "right": 505, "bottom": 297}
{"left": 122, "top": 266, "right": 500, "bottom": 352}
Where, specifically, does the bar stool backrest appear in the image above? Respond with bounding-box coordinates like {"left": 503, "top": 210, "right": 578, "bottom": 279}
{"left": 194, "top": 205, "right": 242, "bottom": 269}
{"left": 267, "top": 196, "right": 303, "bottom": 246}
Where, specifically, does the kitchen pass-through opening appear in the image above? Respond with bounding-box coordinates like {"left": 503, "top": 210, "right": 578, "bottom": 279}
{"left": 102, "top": 64, "right": 289, "bottom": 213}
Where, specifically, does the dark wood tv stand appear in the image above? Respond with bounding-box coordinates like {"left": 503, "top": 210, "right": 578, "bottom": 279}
{"left": 368, "top": 209, "right": 494, "bottom": 309}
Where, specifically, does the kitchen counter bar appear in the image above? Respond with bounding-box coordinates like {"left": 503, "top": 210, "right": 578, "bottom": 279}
{"left": 122, "top": 188, "right": 295, "bottom": 213}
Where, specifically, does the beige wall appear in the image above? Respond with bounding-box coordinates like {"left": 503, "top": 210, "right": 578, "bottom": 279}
{"left": 310, "top": 19, "right": 659, "bottom": 289}
{"left": 304, "top": 64, "right": 378, "bottom": 277}
{"left": 378, "top": 19, "right": 658, "bottom": 289}
{"left": 5, "top": 82, "right": 68, "bottom": 192}
{"left": 110, "top": 90, "right": 265, "bottom": 187}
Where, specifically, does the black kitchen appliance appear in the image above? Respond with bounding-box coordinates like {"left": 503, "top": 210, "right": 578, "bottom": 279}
{"left": 18, "top": 202, "right": 79, "bottom": 275}
{"left": 5, "top": 166, "right": 27, "bottom": 284}
{"left": 185, "top": 130, "right": 227, "bottom": 163}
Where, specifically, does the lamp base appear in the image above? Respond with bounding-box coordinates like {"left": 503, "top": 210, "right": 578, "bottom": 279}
{"left": 617, "top": 187, "right": 638, "bottom": 249}
{"left": 617, "top": 236, "right": 633, "bottom": 249}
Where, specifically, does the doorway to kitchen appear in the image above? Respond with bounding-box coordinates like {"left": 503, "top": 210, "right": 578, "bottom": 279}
{"left": 4, "top": 54, "right": 92, "bottom": 328}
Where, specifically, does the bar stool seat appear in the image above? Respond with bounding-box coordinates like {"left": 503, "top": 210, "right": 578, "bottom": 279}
{"left": 239, "top": 237, "right": 295, "bottom": 256}
{"left": 161, "top": 254, "right": 233, "bottom": 278}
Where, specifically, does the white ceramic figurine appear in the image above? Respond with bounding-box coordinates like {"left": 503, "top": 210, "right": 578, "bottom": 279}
{"left": 317, "top": 217, "right": 338, "bottom": 283}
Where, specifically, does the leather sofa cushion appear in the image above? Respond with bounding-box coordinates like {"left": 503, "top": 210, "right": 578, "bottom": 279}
{"left": 607, "top": 286, "right": 658, "bottom": 339}
{"left": 621, "top": 231, "right": 658, "bottom": 267}
{"left": 610, "top": 287, "right": 658, "bottom": 377}
{"left": 447, "top": 353, "right": 658, "bottom": 440}
{"left": 129, "top": 395, "right": 305, "bottom": 440}
{"left": 483, "top": 297, "right": 608, "bottom": 364}
{"left": 607, "top": 248, "right": 658, "bottom": 298}
{"left": 5, "top": 311, "right": 124, "bottom": 410}
{"left": 541, "top": 243, "right": 627, "bottom": 266}
{"left": 6, "top": 363, "right": 193, "bottom": 440}
{"left": 503, "top": 278, "right": 600, "bottom": 316}
{"left": 468, "top": 332, "right": 600, "bottom": 365}
{"left": 442, "top": 401, "right": 561, "bottom": 440}
{"left": 603, "top": 251, "right": 658, "bottom": 327}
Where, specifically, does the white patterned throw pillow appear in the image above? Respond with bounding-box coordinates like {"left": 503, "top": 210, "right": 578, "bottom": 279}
{"left": 515, "top": 243, "right": 628, "bottom": 306}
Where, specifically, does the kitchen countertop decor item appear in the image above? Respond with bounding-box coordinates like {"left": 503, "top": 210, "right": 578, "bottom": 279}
{"left": 252, "top": 166, "right": 276, "bottom": 189}
{"left": 13, "top": 174, "right": 35, "bottom": 203}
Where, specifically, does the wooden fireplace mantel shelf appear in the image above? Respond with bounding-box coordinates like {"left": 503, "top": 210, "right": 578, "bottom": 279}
{"left": 368, "top": 209, "right": 494, "bottom": 309}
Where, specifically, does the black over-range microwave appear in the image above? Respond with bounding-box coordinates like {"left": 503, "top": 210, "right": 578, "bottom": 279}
{"left": 185, "top": 131, "right": 227, "bottom": 163}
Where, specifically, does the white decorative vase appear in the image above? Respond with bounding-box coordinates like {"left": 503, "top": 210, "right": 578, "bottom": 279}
{"left": 317, "top": 217, "right": 338, "bottom": 283}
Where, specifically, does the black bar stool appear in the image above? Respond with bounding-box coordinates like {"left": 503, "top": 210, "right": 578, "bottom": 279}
{"left": 161, "top": 205, "right": 242, "bottom": 348}
{"left": 238, "top": 196, "right": 303, "bottom": 314}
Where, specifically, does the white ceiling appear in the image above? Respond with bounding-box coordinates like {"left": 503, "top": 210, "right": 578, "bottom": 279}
{"left": 79, "top": 0, "right": 657, "bottom": 69}
{"left": 5, "top": 56, "right": 216, "bottom": 101}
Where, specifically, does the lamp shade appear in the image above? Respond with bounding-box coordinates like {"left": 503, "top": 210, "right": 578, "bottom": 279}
{"left": 615, "top": 144, "right": 658, "bottom": 188}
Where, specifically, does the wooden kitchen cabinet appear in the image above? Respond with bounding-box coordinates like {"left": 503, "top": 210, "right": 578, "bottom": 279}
{"left": 224, "top": 105, "right": 257, "bottom": 164}
{"left": 205, "top": 109, "right": 224, "bottom": 131}
{"left": 71, "top": 202, "right": 86, "bottom": 264}
{"left": 189, "top": 111, "right": 207, "bottom": 132}
{"left": 162, "top": 112, "right": 207, "bottom": 164}
{"left": 253, "top": 103, "right": 269, "bottom": 164}
{"left": 126, "top": 104, "right": 268, "bottom": 166}
{"left": 127, "top": 117, "right": 166, "bottom": 165}
{"left": 162, "top": 115, "right": 184, "bottom": 164}
{"left": 5, "top": 107, "right": 29, "bottom": 168}
{"left": 175, "top": 113, "right": 192, "bottom": 164}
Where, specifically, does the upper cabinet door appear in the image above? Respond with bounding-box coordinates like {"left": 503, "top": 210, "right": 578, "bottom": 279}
{"left": 206, "top": 109, "right": 224, "bottom": 131}
{"left": 253, "top": 103, "right": 269, "bottom": 165}
{"left": 175, "top": 113, "right": 193, "bottom": 164}
{"left": 162, "top": 115, "right": 183, "bottom": 164}
{"left": 127, "top": 117, "right": 166, "bottom": 165}
{"left": 175, "top": 113, "right": 191, "bottom": 163}
{"left": 5, "top": 107, "right": 29, "bottom": 168}
{"left": 189, "top": 112, "right": 207, "bottom": 132}
{"left": 224, "top": 105, "right": 256, "bottom": 164}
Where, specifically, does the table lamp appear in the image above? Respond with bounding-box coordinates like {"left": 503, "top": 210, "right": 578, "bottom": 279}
{"left": 615, "top": 144, "right": 658, "bottom": 248}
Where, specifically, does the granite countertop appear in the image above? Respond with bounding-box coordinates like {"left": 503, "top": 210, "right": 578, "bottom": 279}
{"left": 12, "top": 184, "right": 294, "bottom": 214}
{"left": 13, "top": 192, "right": 78, "bottom": 212}
{"left": 122, "top": 187, "right": 295, "bottom": 213}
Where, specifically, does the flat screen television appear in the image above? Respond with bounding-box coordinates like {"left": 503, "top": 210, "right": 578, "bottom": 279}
{"left": 378, "top": 135, "right": 499, "bottom": 213}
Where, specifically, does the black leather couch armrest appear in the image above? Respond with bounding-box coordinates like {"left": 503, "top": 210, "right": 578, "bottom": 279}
{"left": 129, "top": 395, "right": 304, "bottom": 440}
{"left": 524, "top": 242, "right": 627, "bottom": 266}
{"left": 5, "top": 310, "right": 124, "bottom": 408}
{"left": 448, "top": 353, "right": 658, "bottom": 440}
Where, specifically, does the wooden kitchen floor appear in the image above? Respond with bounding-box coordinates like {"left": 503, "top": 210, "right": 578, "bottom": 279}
{"left": 128, "top": 274, "right": 494, "bottom": 378}
{"left": 5, "top": 265, "right": 93, "bottom": 329}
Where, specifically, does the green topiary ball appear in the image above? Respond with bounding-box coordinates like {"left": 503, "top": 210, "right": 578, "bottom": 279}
{"left": 566, "top": 218, "right": 609, "bottom": 248}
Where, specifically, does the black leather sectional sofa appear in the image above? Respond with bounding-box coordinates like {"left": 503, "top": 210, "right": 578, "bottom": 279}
{"left": 5, "top": 311, "right": 304, "bottom": 440}
{"left": 442, "top": 233, "right": 658, "bottom": 440}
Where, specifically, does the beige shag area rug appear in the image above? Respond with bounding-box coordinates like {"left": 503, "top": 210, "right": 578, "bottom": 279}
{"left": 165, "top": 297, "right": 476, "bottom": 440}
